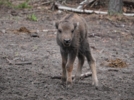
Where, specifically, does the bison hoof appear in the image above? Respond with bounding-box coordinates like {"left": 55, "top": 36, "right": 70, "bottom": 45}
{"left": 61, "top": 77, "right": 66, "bottom": 82}
{"left": 66, "top": 81, "right": 73, "bottom": 89}
{"left": 61, "top": 77, "right": 66, "bottom": 85}
{"left": 92, "top": 80, "right": 99, "bottom": 88}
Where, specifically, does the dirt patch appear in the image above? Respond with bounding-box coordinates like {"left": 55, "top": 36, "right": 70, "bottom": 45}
{"left": 17, "top": 27, "right": 31, "bottom": 33}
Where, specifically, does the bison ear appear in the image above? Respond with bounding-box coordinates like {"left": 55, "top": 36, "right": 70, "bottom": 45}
{"left": 73, "top": 22, "right": 79, "bottom": 30}
{"left": 55, "top": 22, "right": 59, "bottom": 29}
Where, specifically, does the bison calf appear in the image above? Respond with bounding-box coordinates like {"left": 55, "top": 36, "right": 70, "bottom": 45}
{"left": 55, "top": 14, "right": 98, "bottom": 87}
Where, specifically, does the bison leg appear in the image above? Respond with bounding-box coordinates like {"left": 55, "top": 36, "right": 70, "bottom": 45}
{"left": 66, "top": 51, "right": 77, "bottom": 86}
{"left": 60, "top": 51, "right": 67, "bottom": 83}
{"left": 85, "top": 47, "right": 98, "bottom": 87}
{"left": 75, "top": 53, "right": 85, "bottom": 80}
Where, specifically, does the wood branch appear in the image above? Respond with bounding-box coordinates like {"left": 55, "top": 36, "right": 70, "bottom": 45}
{"left": 79, "top": 72, "right": 92, "bottom": 79}
{"left": 43, "top": 29, "right": 57, "bottom": 34}
{"left": 6, "top": 58, "right": 32, "bottom": 65}
{"left": 42, "top": 29, "right": 57, "bottom": 32}
{"left": 6, "top": 58, "right": 14, "bottom": 65}
{"left": 90, "top": 0, "right": 99, "bottom": 8}
{"left": 123, "top": 13, "right": 134, "bottom": 16}
{"left": 55, "top": 3, "right": 134, "bottom": 16}
{"left": 108, "top": 68, "right": 119, "bottom": 72}
{"left": 13, "top": 62, "right": 32, "bottom": 65}
{"left": 77, "top": 0, "right": 95, "bottom": 9}
{"left": 41, "top": 1, "right": 51, "bottom": 5}
{"left": 51, "top": 72, "right": 92, "bottom": 80}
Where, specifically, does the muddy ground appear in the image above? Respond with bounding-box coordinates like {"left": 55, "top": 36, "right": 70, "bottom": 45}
{"left": 0, "top": 2, "right": 134, "bottom": 100}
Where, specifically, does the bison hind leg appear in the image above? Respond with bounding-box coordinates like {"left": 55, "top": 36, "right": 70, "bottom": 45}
{"left": 85, "top": 48, "right": 98, "bottom": 87}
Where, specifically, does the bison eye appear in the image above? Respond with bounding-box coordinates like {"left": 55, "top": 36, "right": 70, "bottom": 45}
{"left": 58, "top": 29, "right": 62, "bottom": 33}
{"left": 71, "top": 30, "right": 74, "bottom": 33}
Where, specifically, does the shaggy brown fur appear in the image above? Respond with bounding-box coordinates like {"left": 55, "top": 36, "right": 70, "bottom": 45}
{"left": 55, "top": 13, "right": 98, "bottom": 87}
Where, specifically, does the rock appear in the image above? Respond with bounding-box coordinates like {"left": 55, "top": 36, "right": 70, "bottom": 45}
{"left": 1, "top": 29, "right": 6, "bottom": 33}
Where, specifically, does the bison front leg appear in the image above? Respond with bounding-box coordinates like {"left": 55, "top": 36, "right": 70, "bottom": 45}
{"left": 66, "top": 51, "right": 77, "bottom": 87}
{"left": 60, "top": 51, "right": 67, "bottom": 83}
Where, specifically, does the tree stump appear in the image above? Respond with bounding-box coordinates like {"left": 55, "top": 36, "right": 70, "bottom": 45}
{"left": 108, "top": 0, "right": 123, "bottom": 15}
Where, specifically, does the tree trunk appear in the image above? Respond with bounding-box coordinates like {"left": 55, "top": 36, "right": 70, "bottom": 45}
{"left": 108, "top": 0, "right": 123, "bottom": 15}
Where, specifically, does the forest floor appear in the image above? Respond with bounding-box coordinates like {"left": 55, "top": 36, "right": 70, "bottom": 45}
{"left": 0, "top": 1, "right": 134, "bottom": 100}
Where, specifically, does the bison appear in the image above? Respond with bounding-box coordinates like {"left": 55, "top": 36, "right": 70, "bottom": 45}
{"left": 55, "top": 13, "right": 98, "bottom": 87}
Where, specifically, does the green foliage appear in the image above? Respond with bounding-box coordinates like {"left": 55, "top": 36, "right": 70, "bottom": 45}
{"left": 28, "top": 14, "right": 38, "bottom": 21}
{"left": 0, "top": 0, "right": 31, "bottom": 9}
{"left": 0, "top": 0, "right": 13, "bottom": 7}
{"left": 16, "top": 0, "right": 31, "bottom": 9}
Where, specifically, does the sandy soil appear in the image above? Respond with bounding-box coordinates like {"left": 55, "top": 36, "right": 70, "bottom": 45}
{"left": 0, "top": 3, "right": 134, "bottom": 100}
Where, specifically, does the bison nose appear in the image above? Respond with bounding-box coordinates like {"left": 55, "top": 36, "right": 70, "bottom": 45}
{"left": 64, "top": 39, "right": 71, "bottom": 44}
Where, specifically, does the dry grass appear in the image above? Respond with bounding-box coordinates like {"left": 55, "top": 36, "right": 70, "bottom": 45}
{"left": 107, "top": 58, "right": 128, "bottom": 68}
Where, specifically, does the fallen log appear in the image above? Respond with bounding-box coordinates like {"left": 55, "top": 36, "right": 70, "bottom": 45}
{"left": 55, "top": 2, "right": 93, "bottom": 13}
{"left": 123, "top": 13, "right": 134, "bottom": 16}
{"left": 51, "top": 72, "right": 92, "bottom": 80}
{"left": 55, "top": 2, "right": 134, "bottom": 16}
